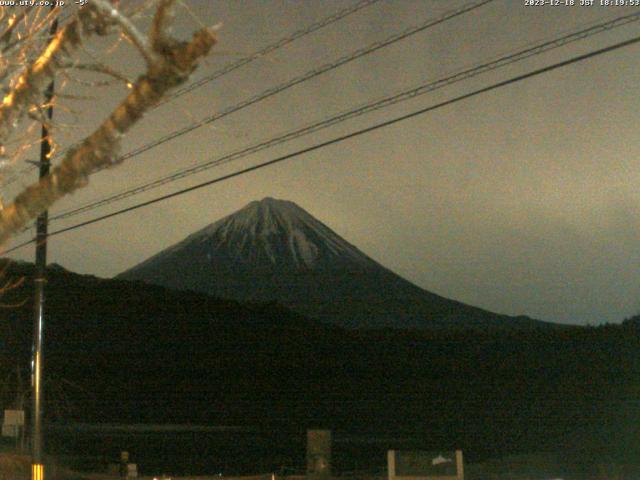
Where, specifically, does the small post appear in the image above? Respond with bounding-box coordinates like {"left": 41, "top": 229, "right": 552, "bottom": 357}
{"left": 120, "top": 451, "right": 129, "bottom": 478}
{"left": 455, "top": 450, "right": 464, "bottom": 480}
{"left": 306, "top": 430, "right": 331, "bottom": 480}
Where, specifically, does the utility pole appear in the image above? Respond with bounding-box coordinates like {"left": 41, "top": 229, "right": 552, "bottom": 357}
{"left": 31, "top": 8, "right": 58, "bottom": 480}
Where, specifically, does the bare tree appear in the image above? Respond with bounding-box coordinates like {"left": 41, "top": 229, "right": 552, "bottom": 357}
{"left": 0, "top": 0, "right": 217, "bottom": 246}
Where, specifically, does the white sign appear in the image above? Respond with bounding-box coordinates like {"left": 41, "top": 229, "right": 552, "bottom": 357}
{"left": 388, "top": 450, "right": 464, "bottom": 480}
{"left": 127, "top": 463, "right": 138, "bottom": 478}
{"left": 4, "top": 410, "right": 24, "bottom": 426}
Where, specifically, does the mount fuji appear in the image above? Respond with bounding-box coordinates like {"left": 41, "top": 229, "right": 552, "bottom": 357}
{"left": 118, "top": 197, "right": 542, "bottom": 329}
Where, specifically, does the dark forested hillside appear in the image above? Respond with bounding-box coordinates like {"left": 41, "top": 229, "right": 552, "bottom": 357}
{"left": 0, "top": 260, "right": 638, "bottom": 464}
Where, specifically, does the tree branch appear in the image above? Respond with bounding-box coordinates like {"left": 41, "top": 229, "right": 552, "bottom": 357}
{"left": 0, "top": 4, "right": 217, "bottom": 245}
{"left": 0, "top": 6, "right": 114, "bottom": 150}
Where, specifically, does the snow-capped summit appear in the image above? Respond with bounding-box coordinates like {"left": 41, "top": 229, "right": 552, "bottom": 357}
{"left": 174, "top": 197, "right": 375, "bottom": 269}
{"left": 118, "top": 198, "right": 542, "bottom": 329}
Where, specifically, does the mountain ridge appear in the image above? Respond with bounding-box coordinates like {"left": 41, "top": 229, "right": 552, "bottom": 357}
{"left": 133, "top": 197, "right": 377, "bottom": 271}
{"left": 118, "top": 197, "right": 547, "bottom": 330}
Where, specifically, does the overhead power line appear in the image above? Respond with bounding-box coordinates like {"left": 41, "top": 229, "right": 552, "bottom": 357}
{"left": 5, "top": 33, "right": 640, "bottom": 255}
{"left": 158, "top": 0, "right": 384, "bottom": 107}
{"left": 1, "top": 0, "right": 489, "bottom": 189}
{"left": 49, "top": 11, "right": 640, "bottom": 223}
{"left": 0, "top": 0, "right": 383, "bottom": 188}
{"left": 76, "top": 0, "right": 495, "bottom": 174}
{"left": 7, "top": 0, "right": 498, "bottom": 236}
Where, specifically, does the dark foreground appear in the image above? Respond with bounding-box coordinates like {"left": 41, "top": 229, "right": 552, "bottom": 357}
{"left": 0, "top": 262, "right": 638, "bottom": 478}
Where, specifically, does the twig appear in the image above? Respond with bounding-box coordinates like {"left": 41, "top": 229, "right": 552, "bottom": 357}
{"left": 90, "top": 0, "right": 157, "bottom": 67}
{"left": 0, "top": 9, "right": 31, "bottom": 48}
{"left": 151, "top": 0, "right": 177, "bottom": 53}
{"left": 62, "top": 61, "right": 133, "bottom": 85}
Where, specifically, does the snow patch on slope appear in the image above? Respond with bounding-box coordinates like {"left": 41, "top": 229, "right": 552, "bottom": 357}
{"left": 132, "top": 198, "right": 377, "bottom": 271}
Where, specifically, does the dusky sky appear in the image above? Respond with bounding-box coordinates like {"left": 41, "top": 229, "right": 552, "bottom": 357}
{"left": 2, "top": 0, "right": 639, "bottom": 325}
